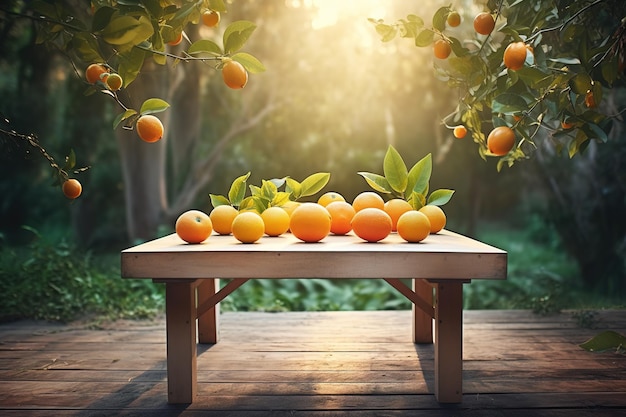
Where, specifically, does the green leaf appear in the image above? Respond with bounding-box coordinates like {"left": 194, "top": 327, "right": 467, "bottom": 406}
{"left": 375, "top": 23, "right": 398, "bottom": 42}
{"left": 299, "top": 172, "right": 331, "bottom": 197}
{"left": 383, "top": 145, "right": 408, "bottom": 194}
{"left": 260, "top": 179, "right": 278, "bottom": 201}
{"left": 427, "top": 189, "right": 455, "bottom": 206}
{"left": 223, "top": 21, "right": 257, "bottom": 54}
{"left": 408, "top": 191, "right": 427, "bottom": 210}
{"left": 415, "top": 28, "right": 435, "bottom": 47}
{"left": 101, "top": 15, "right": 154, "bottom": 46}
{"left": 231, "top": 52, "right": 266, "bottom": 73}
{"left": 285, "top": 177, "right": 302, "bottom": 200}
{"left": 407, "top": 153, "right": 432, "bottom": 195}
{"left": 63, "top": 149, "right": 76, "bottom": 171}
{"left": 569, "top": 72, "right": 593, "bottom": 95}
{"left": 432, "top": 6, "right": 449, "bottom": 32}
{"left": 187, "top": 39, "right": 222, "bottom": 56}
{"left": 492, "top": 93, "right": 528, "bottom": 115}
{"left": 92, "top": 6, "right": 116, "bottom": 32}
{"left": 228, "top": 172, "right": 251, "bottom": 206}
{"left": 113, "top": 109, "right": 138, "bottom": 129}
{"left": 271, "top": 191, "right": 292, "bottom": 207}
{"left": 209, "top": 194, "right": 230, "bottom": 208}
{"left": 208, "top": 0, "right": 227, "bottom": 13}
{"left": 139, "top": 98, "right": 170, "bottom": 115}
{"left": 358, "top": 172, "right": 392, "bottom": 193}
{"left": 117, "top": 47, "right": 146, "bottom": 87}
{"left": 580, "top": 330, "right": 626, "bottom": 352}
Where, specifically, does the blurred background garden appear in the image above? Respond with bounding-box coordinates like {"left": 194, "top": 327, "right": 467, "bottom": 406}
{"left": 1, "top": 0, "right": 624, "bottom": 323}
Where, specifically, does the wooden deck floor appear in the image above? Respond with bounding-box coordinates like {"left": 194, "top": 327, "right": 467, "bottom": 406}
{"left": 1, "top": 309, "right": 625, "bottom": 416}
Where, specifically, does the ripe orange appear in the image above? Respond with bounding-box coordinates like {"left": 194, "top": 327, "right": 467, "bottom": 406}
{"left": 585, "top": 90, "right": 597, "bottom": 108}
{"left": 453, "top": 125, "right": 467, "bottom": 139}
{"left": 232, "top": 211, "right": 265, "bottom": 243}
{"left": 209, "top": 205, "right": 239, "bottom": 235}
{"left": 503, "top": 42, "right": 528, "bottom": 71}
{"left": 397, "top": 210, "right": 431, "bottom": 243}
{"left": 352, "top": 191, "right": 385, "bottom": 212}
{"left": 351, "top": 208, "right": 392, "bottom": 243}
{"left": 175, "top": 210, "right": 212, "bottom": 244}
{"left": 168, "top": 32, "right": 183, "bottom": 46}
{"left": 474, "top": 12, "right": 495, "bottom": 35}
{"left": 202, "top": 10, "right": 220, "bottom": 27}
{"left": 106, "top": 73, "right": 123, "bottom": 91}
{"left": 222, "top": 60, "right": 248, "bottom": 89}
{"left": 85, "top": 63, "right": 108, "bottom": 84}
{"left": 561, "top": 120, "right": 574, "bottom": 129}
{"left": 383, "top": 198, "right": 413, "bottom": 232}
{"left": 326, "top": 201, "right": 356, "bottom": 235}
{"left": 289, "top": 203, "right": 331, "bottom": 243}
{"left": 418, "top": 205, "right": 447, "bottom": 234}
{"left": 447, "top": 11, "right": 461, "bottom": 27}
{"left": 317, "top": 191, "right": 345, "bottom": 207}
{"left": 62, "top": 178, "right": 82, "bottom": 199}
{"left": 433, "top": 39, "right": 452, "bottom": 59}
{"left": 261, "top": 206, "right": 290, "bottom": 237}
{"left": 487, "top": 126, "right": 515, "bottom": 156}
{"left": 136, "top": 115, "right": 164, "bottom": 143}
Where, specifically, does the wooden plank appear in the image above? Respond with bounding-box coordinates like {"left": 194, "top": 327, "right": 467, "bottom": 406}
{"left": 165, "top": 282, "right": 197, "bottom": 403}
{"left": 197, "top": 278, "right": 220, "bottom": 344}
{"left": 121, "top": 231, "right": 507, "bottom": 280}
{"left": 413, "top": 278, "right": 434, "bottom": 343}
{"left": 1, "top": 310, "right": 626, "bottom": 416}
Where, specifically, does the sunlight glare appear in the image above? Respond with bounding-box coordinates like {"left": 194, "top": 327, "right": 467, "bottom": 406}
{"left": 300, "top": 0, "right": 387, "bottom": 30}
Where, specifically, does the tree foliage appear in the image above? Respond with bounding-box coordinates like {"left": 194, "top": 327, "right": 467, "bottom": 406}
{"left": 371, "top": 0, "right": 626, "bottom": 169}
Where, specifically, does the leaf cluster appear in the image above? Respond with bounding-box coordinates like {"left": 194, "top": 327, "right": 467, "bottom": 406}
{"left": 16, "top": 0, "right": 265, "bottom": 126}
{"left": 209, "top": 172, "right": 331, "bottom": 213}
{"left": 358, "top": 145, "right": 454, "bottom": 209}
{"left": 370, "top": 0, "right": 626, "bottom": 168}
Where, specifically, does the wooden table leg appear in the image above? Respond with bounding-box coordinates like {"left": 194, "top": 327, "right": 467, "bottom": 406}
{"left": 165, "top": 281, "right": 197, "bottom": 404}
{"left": 433, "top": 281, "right": 463, "bottom": 403}
{"left": 197, "top": 278, "right": 220, "bottom": 344}
{"left": 412, "top": 279, "right": 433, "bottom": 343}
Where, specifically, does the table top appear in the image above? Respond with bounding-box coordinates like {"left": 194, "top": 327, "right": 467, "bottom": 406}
{"left": 121, "top": 230, "right": 507, "bottom": 281}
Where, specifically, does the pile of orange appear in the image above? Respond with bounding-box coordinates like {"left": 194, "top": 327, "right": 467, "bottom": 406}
{"left": 175, "top": 191, "right": 448, "bottom": 246}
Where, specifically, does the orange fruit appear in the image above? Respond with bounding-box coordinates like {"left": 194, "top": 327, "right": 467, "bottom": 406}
{"left": 352, "top": 191, "right": 385, "bottom": 212}
{"left": 419, "top": 205, "right": 447, "bottom": 234}
{"left": 561, "top": 120, "right": 574, "bottom": 129}
{"left": 136, "top": 115, "right": 164, "bottom": 143}
{"left": 351, "top": 208, "right": 392, "bottom": 243}
{"left": 585, "top": 90, "right": 597, "bottom": 108}
{"left": 261, "top": 206, "right": 290, "bottom": 237}
{"left": 487, "top": 126, "right": 515, "bottom": 156}
{"left": 209, "top": 205, "right": 239, "bottom": 235}
{"left": 453, "top": 125, "right": 467, "bottom": 139}
{"left": 106, "top": 73, "right": 123, "bottom": 91}
{"left": 62, "top": 178, "right": 82, "bottom": 199}
{"left": 397, "top": 210, "right": 431, "bottom": 243}
{"left": 503, "top": 42, "right": 528, "bottom": 71}
{"left": 232, "top": 211, "right": 265, "bottom": 243}
{"left": 447, "top": 11, "right": 461, "bottom": 27}
{"left": 85, "top": 63, "right": 108, "bottom": 84}
{"left": 474, "top": 12, "right": 495, "bottom": 35}
{"left": 317, "top": 191, "right": 345, "bottom": 207}
{"left": 433, "top": 39, "right": 452, "bottom": 59}
{"left": 202, "top": 10, "right": 220, "bottom": 27}
{"left": 289, "top": 203, "right": 331, "bottom": 243}
{"left": 222, "top": 60, "right": 248, "bottom": 89}
{"left": 175, "top": 210, "right": 212, "bottom": 244}
{"left": 383, "top": 199, "right": 413, "bottom": 232}
{"left": 168, "top": 32, "right": 183, "bottom": 46}
{"left": 326, "top": 201, "right": 356, "bottom": 235}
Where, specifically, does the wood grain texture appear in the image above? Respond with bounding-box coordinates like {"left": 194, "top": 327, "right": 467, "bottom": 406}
{"left": 1, "top": 310, "right": 625, "bottom": 416}
{"left": 121, "top": 230, "right": 507, "bottom": 280}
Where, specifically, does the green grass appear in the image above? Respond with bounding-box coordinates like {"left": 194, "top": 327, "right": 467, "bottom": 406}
{"left": 1, "top": 220, "right": 620, "bottom": 323}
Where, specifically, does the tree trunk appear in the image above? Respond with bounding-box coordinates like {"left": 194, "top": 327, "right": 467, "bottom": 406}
{"left": 116, "top": 62, "right": 168, "bottom": 242}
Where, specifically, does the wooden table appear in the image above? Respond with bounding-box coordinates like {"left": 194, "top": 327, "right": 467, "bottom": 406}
{"left": 121, "top": 229, "right": 507, "bottom": 404}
